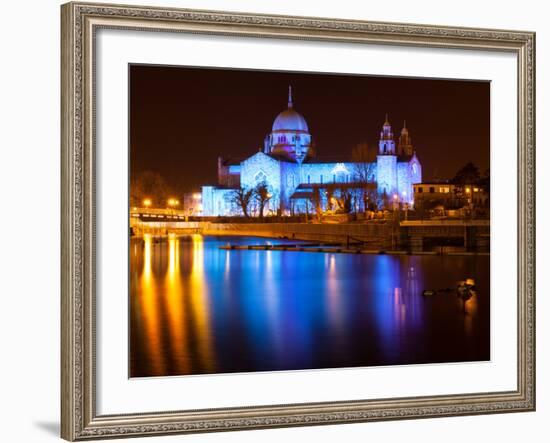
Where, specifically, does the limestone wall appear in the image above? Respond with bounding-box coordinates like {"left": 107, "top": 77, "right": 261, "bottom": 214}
{"left": 201, "top": 222, "right": 391, "bottom": 245}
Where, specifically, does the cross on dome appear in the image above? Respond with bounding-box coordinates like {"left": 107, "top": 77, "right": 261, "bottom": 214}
{"left": 288, "top": 85, "right": 293, "bottom": 108}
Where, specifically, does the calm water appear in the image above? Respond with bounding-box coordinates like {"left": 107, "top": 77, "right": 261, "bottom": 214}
{"left": 130, "top": 235, "right": 490, "bottom": 377}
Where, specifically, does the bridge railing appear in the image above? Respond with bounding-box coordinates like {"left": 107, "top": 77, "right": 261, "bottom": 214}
{"left": 130, "top": 207, "right": 187, "bottom": 217}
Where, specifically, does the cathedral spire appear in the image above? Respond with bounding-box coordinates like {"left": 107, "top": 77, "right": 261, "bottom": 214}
{"left": 288, "top": 85, "right": 293, "bottom": 108}
{"left": 398, "top": 120, "right": 413, "bottom": 156}
{"left": 379, "top": 113, "right": 395, "bottom": 155}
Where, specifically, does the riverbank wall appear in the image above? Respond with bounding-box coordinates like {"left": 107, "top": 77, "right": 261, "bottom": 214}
{"left": 130, "top": 219, "right": 490, "bottom": 253}
{"left": 202, "top": 222, "right": 392, "bottom": 247}
{"left": 130, "top": 219, "right": 392, "bottom": 248}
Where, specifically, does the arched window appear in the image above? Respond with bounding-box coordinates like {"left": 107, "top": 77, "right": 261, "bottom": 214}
{"left": 255, "top": 170, "right": 267, "bottom": 184}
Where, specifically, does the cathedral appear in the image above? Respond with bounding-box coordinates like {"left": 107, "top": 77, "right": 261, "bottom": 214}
{"left": 201, "top": 87, "right": 422, "bottom": 216}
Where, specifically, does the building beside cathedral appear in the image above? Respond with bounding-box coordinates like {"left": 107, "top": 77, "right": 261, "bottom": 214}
{"left": 201, "top": 87, "right": 422, "bottom": 216}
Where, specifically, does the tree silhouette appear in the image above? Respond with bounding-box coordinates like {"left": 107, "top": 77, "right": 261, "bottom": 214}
{"left": 451, "top": 162, "right": 480, "bottom": 185}
{"left": 336, "top": 189, "right": 353, "bottom": 214}
{"left": 230, "top": 187, "right": 254, "bottom": 218}
{"left": 325, "top": 184, "right": 336, "bottom": 212}
{"left": 351, "top": 142, "right": 377, "bottom": 212}
{"left": 308, "top": 187, "right": 323, "bottom": 220}
{"left": 254, "top": 182, "right": 272, "bottom": 219}
{"left": 130, "top": 170, "right": 174, "bottom": 208}
{"left": 478, "top": 168, "right": 490, "bottom": 193}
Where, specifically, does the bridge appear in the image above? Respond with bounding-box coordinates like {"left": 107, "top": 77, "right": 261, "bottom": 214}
{"left": 130, "top": 208, "right": 201, "bottom": 236}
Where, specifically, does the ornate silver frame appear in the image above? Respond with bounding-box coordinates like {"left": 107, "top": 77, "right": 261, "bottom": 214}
{"left": 61, "top": 2, "right": 536, "bottom": 440}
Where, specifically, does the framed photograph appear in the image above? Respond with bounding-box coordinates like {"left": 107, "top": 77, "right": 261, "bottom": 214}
{"left": 61, "top": 1, "right": 536, "bottom": 440}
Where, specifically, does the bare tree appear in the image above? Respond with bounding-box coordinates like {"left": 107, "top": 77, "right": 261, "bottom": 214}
{"left": 351, "top": 142, "right": 377, "bottom": 181}
{"left": 254, "top": 182, "right": 272, "bottom": 219}
{"left": 230, "top": 187, "right": 254, "bottom": 218}
{"left": 336, "top": 188, "right": 353, "bottom": 214}
{"left": 351, "top": 142, "right": 377, "bottom": 212}
{"left": 308, "top": 187, "right": 323, "bottom": 220}
{"left": 325, "top": 184, "right": 336, "bottom": 212}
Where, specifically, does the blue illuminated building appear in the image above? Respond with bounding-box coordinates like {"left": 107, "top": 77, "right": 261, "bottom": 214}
{"left": 201, "top": 87, "right": 422, "bottom": 216}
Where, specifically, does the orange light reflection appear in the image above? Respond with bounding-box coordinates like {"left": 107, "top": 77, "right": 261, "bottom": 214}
{"left": 164, "top": 236, "right": 189, "bottom": 374}
{"left": 140, "top": 235, "right": 165, "bottom": 375}
{"left": 189, "top": 234, "right": 216, "bottom": 372}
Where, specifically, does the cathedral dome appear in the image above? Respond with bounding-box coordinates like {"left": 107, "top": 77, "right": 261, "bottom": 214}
{"left": 271, "top": 86, "right": 309, "bottom": 133}
{"left": 272, "top": 108, "right": 309, "bottom": 133}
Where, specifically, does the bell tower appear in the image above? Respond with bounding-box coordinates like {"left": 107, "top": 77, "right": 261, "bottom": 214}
{"left": 398, "top": 121, "right": 413, "bottom": 156}
{"left": 378, "top": 114, "right": 396, "bottom": 155}
{"left": 376, "top": 114, "right": 398, "bottom": 201}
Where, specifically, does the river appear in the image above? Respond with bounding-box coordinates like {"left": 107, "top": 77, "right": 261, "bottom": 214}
{"left": 130, "top": 234, "right": 490, "bottom": 377}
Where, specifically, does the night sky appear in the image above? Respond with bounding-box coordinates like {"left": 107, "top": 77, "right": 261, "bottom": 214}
{"left": 130, "top": 64, "right": 489, "bottom": 192}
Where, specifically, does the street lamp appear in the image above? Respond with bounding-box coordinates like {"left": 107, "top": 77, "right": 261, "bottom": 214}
{"left": 464, "top": 186, "right": 472, "bottom": 206}
{"left": 142, "top": 198, "right": 152, "bottom": 208}
{"left": 167, "top": 198, "right": 179, "bottom": 217}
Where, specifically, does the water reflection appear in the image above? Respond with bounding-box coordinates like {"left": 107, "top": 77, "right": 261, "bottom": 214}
{"left": 138, "top": 234, "right": 165, "bottom": 375}
{"left": 164, "top": 235, "right": 188, "bottom": 374}
{"left": 130, "top": 235, "right": 490, "bottom": 377}
{"left": 188, "top": 234, "right": 216, "bottom": 372}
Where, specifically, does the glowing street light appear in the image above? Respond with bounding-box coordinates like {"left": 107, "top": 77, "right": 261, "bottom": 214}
{"left": 192, "top": 193, "right": 201, "bottom": 200}
{"left": 142, "top": 198, "right": 152, "bottom": 208}
{"left": 392, "top": 193, "right": 399, "bottom": 212}
{"left": 167, "top": 198, "right": 179, "bottom": 207}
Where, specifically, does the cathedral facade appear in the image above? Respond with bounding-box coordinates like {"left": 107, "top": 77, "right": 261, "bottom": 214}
{"left": 201, "top": 88, "right": 422, "bottom": 216}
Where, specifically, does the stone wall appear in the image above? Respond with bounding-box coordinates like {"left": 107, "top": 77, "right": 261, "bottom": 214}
{"left": 132, "top": 219, "right": 391, "bottom": 246}
{"left": 201, "top": 222, "right": 391, "bottom": 245}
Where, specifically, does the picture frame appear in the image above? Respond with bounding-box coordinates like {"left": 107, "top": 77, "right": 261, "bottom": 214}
{"left": 61, "top": 1, "right": 536, "bottom": 440}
